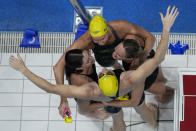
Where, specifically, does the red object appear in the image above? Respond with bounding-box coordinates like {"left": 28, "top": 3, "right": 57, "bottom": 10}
{"left": 183, "top": 75, "right": 196, "bottom": 95}
{"left": 180, "top": 75, "right": 196, "bottom": 131}
{"left": 180, "top": 121, "right": 185, "bottom": 131}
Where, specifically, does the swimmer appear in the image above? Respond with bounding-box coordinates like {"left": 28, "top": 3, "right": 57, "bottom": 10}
{"left": 53, "top": 10, "right": 156, "bottom": 102}
{"left": 9, "top": 5, "right": 178, "bottom": 130}
{"left": 112, "top": 38, "right": 174, "bottom": 103}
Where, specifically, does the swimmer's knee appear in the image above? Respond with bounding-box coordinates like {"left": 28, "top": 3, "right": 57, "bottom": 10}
{"left": 134, "top": 100, "right": 146, "bottom": 113}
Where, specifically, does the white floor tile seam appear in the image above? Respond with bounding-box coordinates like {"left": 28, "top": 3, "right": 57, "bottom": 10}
{"left": 0, "top": 78, "right": 55, "bottom": 81}
{"left": 0, "top": 64, "right": 54, "bottom": 67}
{"left": 158, "top": 107, "right": 174, "bottom": 109}
{"left": 27, "top": 65, "right": 54, "bottom": 67}
{"left": 0, "top": 106, "right": 53, "bottom": 108}
{"left": 0, "top": 78, "right": 25, "bottom": 80}
{"left": 75, "top": 104, "right": 78, "bottom": 131}
{"left": 103, "top": 120, "right": 131, "bottom": 122}
{"left": 0, "top": 52, "right": 2, "bottom": 65}
{"left": 0, "top": 92, "right": 24, "bottom": 94}
{"left": 75, "top": 120, "right": 105, "bottom": 122}
{"left": 0, "top": 92, "right": 48, "bottom": 94}
{"left": 0, "top": 106, "right": 67, "bottom": 107}
{"left": 159, "top": 108, "right": 174, "bottom": 110}
{"left": 0, "top": 53, "right": 57, "bottom": 67}
{"left": 49, "top": 106, "right": 77, "bottom": 108}
{"left": 48, "top": 94, "right": 52, "bottom": 120}
{"left": 0, "top": 120, "right": 22, "bottom": 121}
{"left": 24, "top": 79, "right": 54, "bottom": 81}
{"left": 19, "top": 76, "right": 25, "bottom": 131}
{"left": 0, "top": 120, "right": 76, "bottom": 122}
{"left": 130, "top": 119, "right": 174, "bottom": 122}
{"left": 130, "top": 117, "right": 174, "bottom": 122}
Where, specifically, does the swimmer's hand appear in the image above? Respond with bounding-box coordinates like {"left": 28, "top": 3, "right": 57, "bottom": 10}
{"left": 9, "top": 53, "right": 26, "bottom": 73}
{"left": 58, "top": 99, "right": 70, "bottom": 118}
{"left": 160, "top": 6, "right": 179, "bottom": 32}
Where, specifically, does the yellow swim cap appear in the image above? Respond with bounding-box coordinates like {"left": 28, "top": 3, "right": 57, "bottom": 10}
{"left": 117, "top": 94, "right": 129, "bottom": 100}
{"left": 98, "top": 73, "right": 118, "bottom": 97}
{"left": 89, "top": 15, "right": 108, "bottom": 37}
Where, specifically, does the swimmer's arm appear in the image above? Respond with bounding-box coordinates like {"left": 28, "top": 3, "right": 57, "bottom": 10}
{"left": 20, "top": 66, "right": 88, "bottom": 98}
{"left": 125, "top": 6, "right": 179, "bottom": 88}
{"left": 9, "top": 54, "right": 97, "bottom": 99}
{"left": 59, "top": 96, "right": 69, "bottom": 108}
{"left": 119, "top": 20, "right": 155, "bottom": 55}
{"left": 77, "top": 100, "right": 104, "bottom": 112}
{"left": 68, "top": 31, "right": 94, "bottom": 50}
{"left": 103, "top": 87, "right": 144, "bottom": 107}
{"left": 23, "top": 65, "right": 95, "bottom": 98}
{"left": 53, "top": 31, "right": 94, "bottom": 91}
{"left": 54, "top": 60, "right": 69, "bottom": 114}
{"left": 71, "top": 74, "right": 91, "bottom": 86}
{"left": 125, "top": 31, "right": 169, "bottom": 88}
{"left": 73, "top": 77, "right": 105, "bottom": 111}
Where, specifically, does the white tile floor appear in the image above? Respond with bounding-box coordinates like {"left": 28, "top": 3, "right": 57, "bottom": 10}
{"left": 0, "top": 53, "right": 194, "bottom": 131}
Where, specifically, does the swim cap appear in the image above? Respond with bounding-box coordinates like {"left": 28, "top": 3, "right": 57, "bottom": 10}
{"left": 98, "top": 73, "right": 118, "bottom": 97}
{"left": 89, "top": 15, "right": 108, "bottom": 37}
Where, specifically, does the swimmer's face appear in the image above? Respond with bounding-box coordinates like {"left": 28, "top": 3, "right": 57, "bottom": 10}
{"left": 91, "top": 32, "right": 109, "bottom": 46}
{"left": 113, "top": 42, "right": 140, "bottom": 69}
{"left": 98, "top": 68, "right": 116, "bottom": 78}
{"left": 82, "top": 50, "right": 95, "bottom": 68}
{"left": 112, "top": 42, "right": 127, "bottom": 60}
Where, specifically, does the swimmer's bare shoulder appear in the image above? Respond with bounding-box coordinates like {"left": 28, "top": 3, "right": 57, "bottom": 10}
{"left": 70, "top": 74, "right": 91, "bottom": 86}
{"left": 67, "top": 30, "right": 94, "bottom": 52}
{"left": 119, "top": 71, "right": 135, "bottom": 91}
{"left": 108, "top": 20, "right": 136, "bottom": 39}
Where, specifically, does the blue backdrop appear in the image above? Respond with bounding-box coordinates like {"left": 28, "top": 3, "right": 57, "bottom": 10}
{"left": 0, "top": 0, "right": 195, "bottom": 33}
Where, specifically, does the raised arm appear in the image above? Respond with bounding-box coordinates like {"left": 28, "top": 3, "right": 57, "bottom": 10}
{"left": 135, "top": 6, "right": 178, "bottom": 79}
{"left": 9, "top": 54, "right": 97, "bottom": 99}
{"left": 125, "top": 6, "right": 179, "bottom": 85}
{"left": 118, "top": 6, "right": 179, "bottom": 96}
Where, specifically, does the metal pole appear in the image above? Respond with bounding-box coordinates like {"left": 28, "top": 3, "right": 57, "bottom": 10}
{"left": 69, "top": 0, "right": 91, "bottom": 26}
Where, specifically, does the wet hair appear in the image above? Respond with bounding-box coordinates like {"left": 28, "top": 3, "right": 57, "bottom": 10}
{"left": 65, "top": 49, "right": 83, "bottom": 83}
{"left": 122, "top": 39, "right": 144, "bottom": 58}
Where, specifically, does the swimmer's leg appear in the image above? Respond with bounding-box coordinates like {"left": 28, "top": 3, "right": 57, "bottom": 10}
{"left": 78, "top": 108, "right": 109, "bottom": 120}
{"left": 146, "top": 68, "right": 174, "bottom": 103}
{"left": 134, "top": 100, "right": 158, "bottom": 129}
{"left": 110, "top": 109, "right": 126, "bottom": 131}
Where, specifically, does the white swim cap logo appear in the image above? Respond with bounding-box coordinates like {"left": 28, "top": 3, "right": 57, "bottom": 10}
{"left": 28, "top": 36, "right": 35, "bottom": 44}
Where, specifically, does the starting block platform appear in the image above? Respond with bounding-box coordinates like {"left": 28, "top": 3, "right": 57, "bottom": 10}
{"left": 175, "top": 68, "right": 196, "bottom": 131}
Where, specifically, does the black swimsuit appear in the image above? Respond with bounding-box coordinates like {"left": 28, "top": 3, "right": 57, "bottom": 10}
{"left": 92, "top": 25, "right": 123, "bottom": 67}
{"left": 72, "top": 65, "right": 122, "bottom": 114}
{"left": 122, "top": 49, "right": 159, "bottom": 105}
{"left": 104, "top": 69, "right": 123, "bottom": 114}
